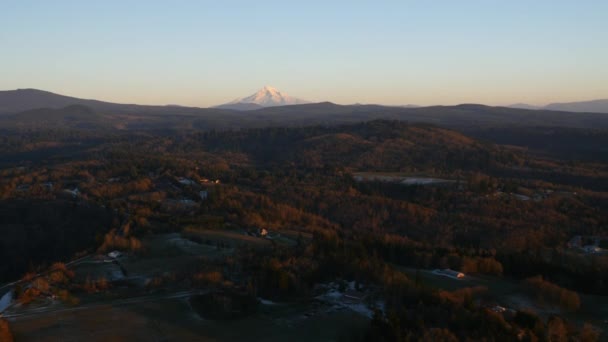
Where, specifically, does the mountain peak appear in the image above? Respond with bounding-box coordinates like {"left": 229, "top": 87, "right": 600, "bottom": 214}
{"left": 257, "top": 85, "right": 282, "bottom": 97}
{"left": 222, "top": 86, "right": 310, "bottom": 108}
{"left": 261, "top": 85, "right": 278, "bottom": 92}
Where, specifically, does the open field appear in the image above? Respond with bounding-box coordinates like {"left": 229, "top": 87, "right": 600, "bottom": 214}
{"left": 182, "top": 227, "right": 273, "bottom": 249}
{"left": 145, "top": 233, "right": 228, "bottom": 257}
{"left": 278, "top": 229, "right": 313, "bottom": 241}
{"left": 353, "top": 171, "right": 458, "bottom": 186}
{"left": 8, "top": 294, "right": 369, "bottom": 341}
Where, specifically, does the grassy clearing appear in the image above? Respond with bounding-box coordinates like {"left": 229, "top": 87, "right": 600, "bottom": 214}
{"left": 10, "top": 296, "right": 369, "bottom": 341}
{"left": 71, "top": 262, "right": 124, "bottom": 283}
{"left": 353, "top": 172, "right": 457, "bottom": 185}
{"left": 278, "top": 229, "right": 312, "bottom": 242}
{"left": 182, "top": 227, "right": 272, "bottom": 249}
{"left": 143, "top": 233, "right": 225, "bottom": 257}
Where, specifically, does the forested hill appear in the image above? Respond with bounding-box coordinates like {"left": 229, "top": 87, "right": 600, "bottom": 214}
{"left": 0, "top": 200, "right": 114, "bottom": 282}
{"left": 195, "top": 120, "right": 516, "bottom": 172}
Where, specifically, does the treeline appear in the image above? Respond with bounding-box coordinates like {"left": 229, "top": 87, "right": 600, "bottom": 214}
{"left": 233, "top": 230, "right": 598, "bottom": 341}
{"left": 467, "top": 126, "right": 608, "bottom": 163}
{"left": 0, "top": 120, "right": 606, "bottom": 340}
{"left": 0, "top": 319, "right": 13, "bottom": 342}
{"left": 524, "top": 275, "right": 581, "bottom": 311}
{"left": 0, "top": 200, "right": 115, "bottom": 282}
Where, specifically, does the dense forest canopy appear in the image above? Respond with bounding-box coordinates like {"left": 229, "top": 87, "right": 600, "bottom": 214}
{"left": 1, "top": 116, "right": 607, "bottom": 341}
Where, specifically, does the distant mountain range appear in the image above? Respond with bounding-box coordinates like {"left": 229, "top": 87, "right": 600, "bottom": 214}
{"left": 215, "top": 86, "right": 309, "bottom": 110}
{"left": 509, "top": 99, "right": 608, "bottom": 113}
{"left": 1, "top": 88, "right": 608, "bottom": 132}
{"left": 2, "top": 87, "right": 607, "bottom": 115}
{"left": 508, "top": 103, "right": 540, "bottom": 110}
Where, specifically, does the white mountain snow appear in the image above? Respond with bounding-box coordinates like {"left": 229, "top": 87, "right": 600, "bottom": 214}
{"left": 224, "top": 86, "right": 309, "bottom": 107}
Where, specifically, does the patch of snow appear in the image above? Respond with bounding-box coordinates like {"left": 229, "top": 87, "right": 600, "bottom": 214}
{"left": 226, "top": 86, "right": 309, "bottom": 107}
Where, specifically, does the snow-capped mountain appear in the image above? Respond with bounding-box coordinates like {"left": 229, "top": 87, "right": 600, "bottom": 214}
{"left": 219, "top": 86, "right": 309, "bottom": 109}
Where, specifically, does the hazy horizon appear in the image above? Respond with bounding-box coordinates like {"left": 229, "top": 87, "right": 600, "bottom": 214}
{"left": 2, "top": 1, "right": 607, "bottom": 107}
{"left": 2, "top": 86, "right": 608, "bottom": 109}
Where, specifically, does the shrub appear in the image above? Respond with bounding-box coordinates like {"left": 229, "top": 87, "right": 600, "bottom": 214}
{"left": 524, "top": 276, "right": 580, "bottom": 311}
{"left": 0, "top": 319, "right": 14, "bottom": 342}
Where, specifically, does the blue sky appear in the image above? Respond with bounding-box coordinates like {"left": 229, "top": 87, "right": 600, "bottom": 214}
{"left": 1, "top": 1, "right": 607, "bottom": 107}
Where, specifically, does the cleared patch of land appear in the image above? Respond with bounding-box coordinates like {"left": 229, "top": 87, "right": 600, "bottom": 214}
{"left": 9, "top": 294, "right": 369, "bottom": 341}
{"left": 182, "top": 227, "right": 272, "bottom": 249}
{"left": 353, "top": 172, "right": 459, "bottom": 186}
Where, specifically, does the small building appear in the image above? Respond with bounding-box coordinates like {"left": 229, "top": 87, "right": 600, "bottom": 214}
{"left": 108, "top": 251, "right": 122, "bottom": 259}
{"left": 342, "top": 289, "right": 368, "bottom": 304}
{"left": 178, "top": 177, "right": 196, "bottom": 186}
{"left": 258, "top": 228, "right": 268, "bottom": 237}
{"left": 438, "top": 269, "right": 465, "bottom": 279}
{"left": 491, "top": 305, "right": 507, "bottom": 313}
{"left": 200, "top": 190, "right": 209, "bottom": 200}
{"left": 63, "top": 188, "right": 80, "bottom": 198}
{"left": 583, "top": 245, "right": 602, "bottom": 254}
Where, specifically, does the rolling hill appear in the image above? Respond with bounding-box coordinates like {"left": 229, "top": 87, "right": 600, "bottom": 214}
{"left": 0, "top": 89, "right": 216, "bottom": 116}
{"left": 508, "top": 99, "right": 608, "bottom": 113}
